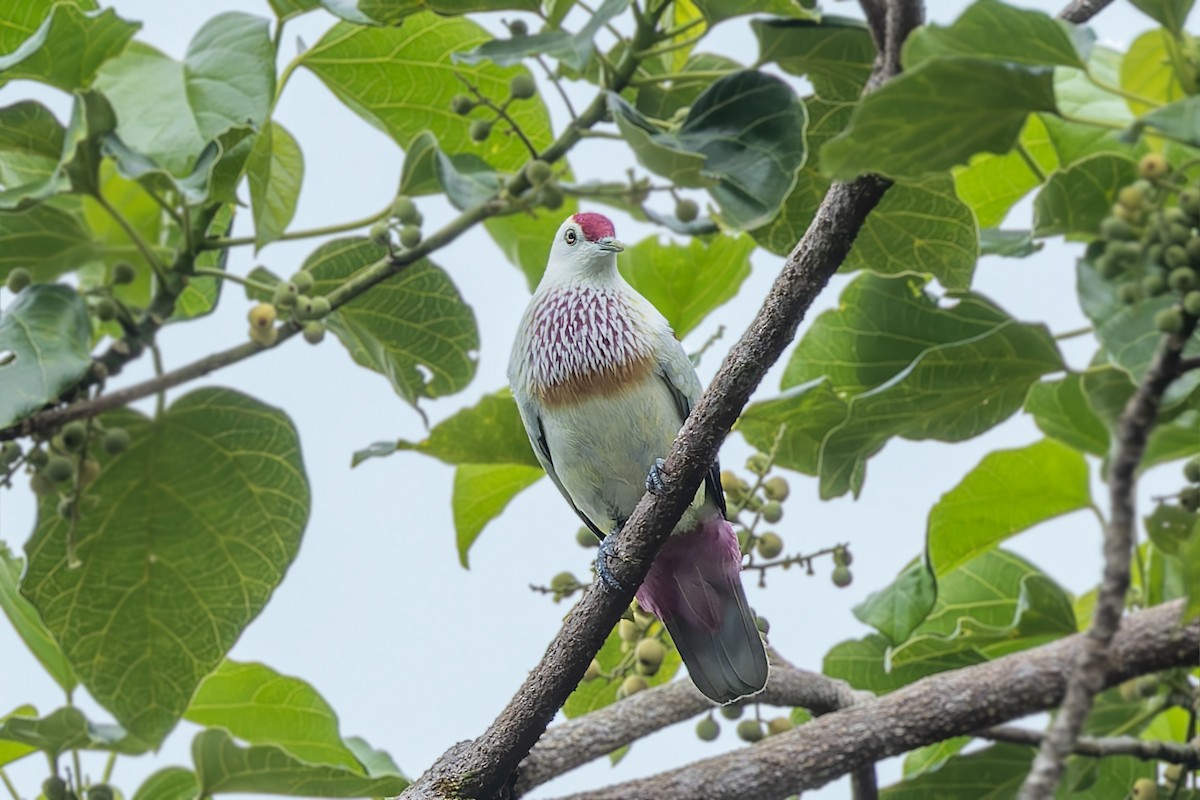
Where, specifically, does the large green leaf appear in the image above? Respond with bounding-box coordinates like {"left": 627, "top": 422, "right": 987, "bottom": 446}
{"left": 824, "top": 632, "right": 983, "bottom": 693}
{"left": 1024, "top": 373, "right": 1110, "bottom": 456}
{"left": 752, "top": 16, "right": 874, "bottom": 98}
{"left": 1144, "top": 503, "right": 1195, "bottom": 556}
{"left": 193, "top": 729, "right": 408, "bottom": 797}
{"left": 303, "top": 238, "right": 479, "bottom": 407}
{"left": 608, "top": 70, "right": 807, "bottom": 230}
{"left": 901, "top": 0, "right": 1089, "bottom": 69}
{"left": 0, "top": 4, "right": 138, "bottom": 91}
{"left": 186, "top": 661, "right": 364, "bottom": 772}
{"left": 927, "top": 439, "right": 1092, "bottom": 576}
{"left": 132, "top": 768, "right": 200, "bottom": 800}
{"left": 247, "top": 121, "right": 304, "bottom": 250}
{"left": 952, "top": 114, "right": 1057, "bottom": 229}
{"left": 852, "top": 557, "right": 936, "bottom": 645}
{"left": 741, "top": 276, "right": 1062, "bottom": 498}
{"left": 821, "top": 58, "right": 1058, "bottom": 180}
{"left": 0, "top": 1, "right": 96, "bottom": 54}
{"left": 0, "top": 100, "right": 67, "bottom": 204}
{"left": 453, "top": 0, "right": 626, "bottom": 72}
{"left": 901, "top": 737, "right": 971, "bottom": 780}
{"left": 0, "top": 544, "right": 75, "bottom": 693}
{"left": 840, "top": 174, "right": 978, "bottom": 291}
{"left": 617, "top": 233, "right": 752, "bottom": 338}
{"left": 634, "top": 52, "right": 742, "bottom": 121}
{"left": 452, "top": 464, "right": 543, "bottom": 567}
{"left": 0, "top": 202, "right": 98, "bottom": 281}
{"left": 690, "top": 0, "right": 816, "bottom": 26}
{"left": 880, "top": 744, "right": 1034, "bottom": 798}
{"left": 747, "top": 167, "right": 829, "bottom": 256}
{"left": 0, "top": 284, "right": 91, "bottom": 428}
{"left": 1130, "top": 0, "right": 1195, "bottom": 34}
{"left": 0, "top": 706, "right": 149, "bottom": 756}
{"left": 1120, "top": 29, "right": 1186, "bottom": 116}
{"left": 95, "top": 13, "right": 274, "bottom": 176}
{"left": 1033, "top": 153, "right": 1139, "bottom": 238}
{"left": 0, "top": 706, "right": 36, "bottom": 768}
{"left": 1136, "top": 96, "right": 1200, "bottom": 147}
{"left": 302, "top": 14, "right": 551, "bottom": 173}
{"left": 22, "top": 390, "right": 309, "bottom": 745}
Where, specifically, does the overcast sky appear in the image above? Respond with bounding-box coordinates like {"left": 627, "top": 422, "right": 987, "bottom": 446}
{"left": 0, "top": 2, "right": 1160, "bottom": 798}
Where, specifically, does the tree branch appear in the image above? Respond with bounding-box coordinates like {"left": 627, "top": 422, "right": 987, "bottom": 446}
{"left": 544, "top": 602, "right": 1199, "bottom": 800}
{"left": 1057, "top": 0, "right": 1116, "bottom": 23}
{"left": 981, "top": 725, "right": 1200, "bottom": 767}
{"left": 399, "top": 3, "right": 921, "bottom": 797}
{"left": 1021, "top": 315, "right": 1199, "bottom": 798}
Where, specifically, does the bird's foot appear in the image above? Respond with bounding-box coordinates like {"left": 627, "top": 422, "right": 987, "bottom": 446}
{"left": 594, "top": 534, "right": 628, "bottom": 593}
{"left": 645, "top": 458, "right": 668, "bottom": 495}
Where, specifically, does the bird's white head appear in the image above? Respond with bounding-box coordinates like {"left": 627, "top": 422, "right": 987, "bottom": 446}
{"left": 541, "top": 212, "right": 625, "bottom": 286}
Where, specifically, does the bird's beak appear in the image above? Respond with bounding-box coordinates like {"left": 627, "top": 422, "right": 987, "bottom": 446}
{"left": 597, "top": 236, "right": 624, "bottom": 253}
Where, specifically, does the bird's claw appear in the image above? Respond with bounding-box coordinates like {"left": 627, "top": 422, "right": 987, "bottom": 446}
{"left": 594, "top": 534, "right": 628, "bottom": 593}
{"left": 645, "top": 458, "right": 668, "bottom": 495}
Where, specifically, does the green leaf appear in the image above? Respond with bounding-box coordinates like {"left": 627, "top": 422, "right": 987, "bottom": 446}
{"left": 0, "top": 100, "right": 67, "bottom": 207}
{"left": 0, "top": 543, "right": 75, "bottom": 693}
{"left": 617, "top": 233, "right": 753, "bottom": 338}
{"left": 268, "top": 0, "right": 320, "bottom": 20}
{"left": 95, "top": 12, "right": 274, "bottom": 176}
{"left": 880, "top": 744, "right": 1034, "bottom": 798}
{"left": 397, "top": 390, "right": 537, "bottom": 467}
{"left": 852, "top": 557, "right": 936, "bottom": 644}
{"left": 186, "top": 661, "right": 364, "bottom": 772}
{"left": 22, "top": 389, "right": 310, "bottom": 745}
{"left": 192, "top": 729, "right": 408, "bottom": 797}
{"left": 1025, "top": 373, "right": 1110, "bottom": 456}
{"left": 454, "top": 0, "right": 626, "bottom": 72}
{"left": 840, "top": 174, "right": 978, "bottom": 291}
{"left": 691, "top": 0, "right": 816, "bottom": 26}
{"left": 608, "top": 70, "right": 807, "bottom": 230}
{"left": 1033, "top": 153, "right": 1139, "bottom": 238}
{"left": 1136, "top": 97, "right": 1200, "bottom": 147}
{"left": 324, "top": 0, "right": 537, "bottom": 26}
{"left": 1130, "top": 0, "right": 1194, "bottom": 34}
{"left": 0, "top": 284, "right": 91, "bottom": 428}
{"left": 102, "top": 125, "right": 256, "bottom": 207}
{"left": 1120, "top": 30, "right": 1186, "bottom": 116}
{"left": 453, "top": 464, "right": 543, "bottom": 567}
{"left": 303, "top": 238, "right": 479, "bottom": 407}
{"left": 823, "top": 632, "right": 982, "bottom": 693}
{"left": 747, "top": 166, "right": 828, "bottom": 256}
{"left": 0, "top": 706, "right": 149, "bottom": 757}
{"left": 483, "top": 200, "right": 578, "bottom": 289}
{"left": 563, "top": 623, "right": 681, "bottom": 717}
{"left": 979, "top": 229, "right": 1042, "bottom": 258}
{"left": 901, "top": 737, "right": 971, "bottom": 780}
{"left": 0, "top": 202, "right": 99, "bottom": 281}
{"left": 1143, "top": 408, "right": 1200, "bottom": 471}
{"left": 302, "top": 14, "right": 552, "bottom": 173}
{"left": 435, "top": 148, "right": 500, "bottom": 211}
{"left": 752, "top": 16, "right": 874, "bottom": 97}
{"left": 1144, "top": 503, "right": 1195, "bottom": 556}
{"left": 1058, "top": 753, "right": 1156, "bottom": 799}
{"left": 952, "top": 114, "right": 1057, "bottom": 228}
{"left": 821, "top": 58, "right": 1058, "bottom": 180}
{"left": 0, "top": 706, "right": 37, "bottom": 768}
{"left": 927, "top": 439, "right": 1092, "bottom": 576}
{"left": 0, "top": 1, "right": 97, "bottom": 55}
{"left": 397, "top": 131, "right": 441, "bottom": 197}
{"left": 132, "top": 768, "right": 200, "bottom": 800}
{"left": 742, "top": 276, "right": 1062, "bottom": 498}
{"left": 0, "top": 4, "right": 139, "bottom": 91}
{"left": 247, "top": 121, "right": 304, "bottom": 250}
{"left": 1183, "top": 522, "right": 1200, "bottom": 620}
{"left": 634, "top": 53, "right": 742, "bottom": 121}
{"left": 901, "top": 0, "right": 1089, "bottom": 70}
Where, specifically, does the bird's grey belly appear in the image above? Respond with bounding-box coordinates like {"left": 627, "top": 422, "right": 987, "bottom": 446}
{"left": 541, "top": 375, "right": 703, "bottom": 533}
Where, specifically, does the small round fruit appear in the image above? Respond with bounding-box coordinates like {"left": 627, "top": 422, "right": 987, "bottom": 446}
{"left": 576, "top": 526, "right": 598, "bottom": 548}
{"left": 755, "top": 615, "right": 770, "bottom": 634}
{"left": 94, "top": 297, "right": 118, "bottom": 322}
{"left": 1166, "top": 244, "right": 1189, "bottom": 268}
{"left": 633, "top": 609, "right": 654, "bottom": 630}
{"left": 302, "top": 321, "right": 326, "bottom": 345}
{"left": 766, "top": 716, "right": 793, "bottom": 736}
{"left": 1171, "top": 267, "right": 1197, "bottom": 292}
{"left": 369, "top": 222, "right": 391, "bottom": 246}
{"left": 695, "top": 716, "right": 720, "bottom": 741}
{"left": 248, "top": 302, "right": 277, "bottom": 329}
{"left": 400, "top": 225, "right": 422, "bottom": 249}
{"left": 1190, "top": 459, "right": 1200, "bottom": 484}
{"left": 88, "top": 785, "right": 114, "bottom": 800}
{"left": 736, "top": 719, "right": 764, "bottom": 743}
{"left": 1138, "top": 153, "right": 1169, "bottom": 180}
{"left": 1181, "top": 486, "right": 1200, "bottom": 512}
{"left": 1118, "top": 184, "right": 1146, "bottom": 209}
{"left": 635, "top": 638, "right": 665, "bottom": 671}
{"left": 720, "top": 704, "right": 743, "bottom": 720}
{"left": 57, "top": 496, "right": 75, "bottom": 520}
{"left": 290, "top": 270, "right": 315, "bottom": 293}
{"left": 1099, "top": 216, "right": 1133, "bottom": 240}
{"left": 102, "top": 428, "right": 130, "bottom": 455}
{"left": 675, "top": 198, "right": 699, "bottom": 223}
{"left": 294, "top": 295, "right": 314, "bottom": 317}
{"left": 525, "top": 159, "right": 553, "bottom": 186}
{"left": 450, "top": 94, "right": 475, "bottom": 115}
{"left": 760, "top": 500, "right": 783, "bottom": 524}
{"left": 618, "top": 618, "right": 639, "bottom": 643}
{"left": 43, "top": 776, "right": 68, "bottom": 800}
{"left": 1117, "top": 282, "right": 1142, "bottom": 305}
{"left": 27, "top": 447, "right": 48, "bottom": 468}
{"left": 1143, "top": 272, "right": 1168, "bottom": 297}
{"left": 30, "top": 471, "right": 54, "bottom": 496}
{"left": 249, "top": 324, "right": 279, "bottom": 347}
{"left": 5, "top": 267, "right": 32, "bottom": 293}
{"left": 1187, "top": 236, "right": 1200, "bottom": 265}
{"left": 469, "top": 119, "right": 493, "bottom": 142}
{"left": 273, "top": 281, "right": 298, "bottom": 308}
{"left": 112, "top": 261, "right": 136, "bottom": 285}
{"left": 583, "top": 658, "right": 601, "bottom": 681}
{"left": 621, "top": 675, "right": 648, "bottom": 697}
{"left": 550, "top": 571, "right": 576, "bottom": 593}
{"left": 1185, "top": 290, "right": 1200, "bottom": 316}
{"left": 833, "top": 546, "right": 853, "bottom": 567}
{"left": 831, "top": 565, "right": 853, "bottom": 587}
{"left": 0, "top": 441, "right": 20, "bottom": 464}
{"left": 510, "top": 74, "right": 536, "bottom": 100}
{"left": 538, "top": 183, "right": 564, "bottom": 210}
{"left": 1155, "top": 307, "right": 1184, "bottom": 333}
{"left": 509, "top": 18, "right": 528, "bottom": 36}
{"left": 1164, "top": 763, "right": 1183, "bottom": 786}
{"left": 756, "top": 532, "right": 783, "bottom": 559}
{"left": 1131, "top": 777, "right": 1158, "bottom": 800}
{"left": 746, "top": 453, "right": 770, "bottom": 475}
{"left": 391, "top": 195, "right": 419, "bottom": 224}
{"left": 762, "top": 476, "right": 789, "bottom": 501}
{"left": 60, "top": 421, "right": 87, "bottom": 452}
{"left": 302, "top": 296, "right": 331, "bottom": 320}
{"left": 78, "top": 457, "right": 100, "bottom": 487}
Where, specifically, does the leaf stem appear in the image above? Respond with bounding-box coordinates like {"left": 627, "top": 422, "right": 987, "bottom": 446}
{"left": 0, "top": 769, "right": 19, "bottom": 800}
{"left": 1015, "top": 141, "right": 1047, "bottom": 183}
{"left": 193, "top": 267, "right": 277, "bottom": 295}
{"left": 101, "top": 752, "right": 117, "bottom": 784}
{"left": 535, "top": 54, "right": 577, "bottom": 120}
{"left": 1053, "top": 325, "right": 1092, "bottom": 340}
{"left": 630, "top": 69, "right": 732, "bottom": 86}
{"left": 150, "top": 343, "right": 165, "bottom": 418}
{"left": 1084, "top": 71, "right": 1161, "bottom": 109}
{"left": 636, "top": 33, "right": 704, "bottom": 60}
{"left": 93, "top": 192, "right": 169, "bottom": 279}
{"left": 202, "top": 206, "right": 391, "bottom": 249}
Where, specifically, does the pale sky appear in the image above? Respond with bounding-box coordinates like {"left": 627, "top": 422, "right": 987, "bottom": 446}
{"left": 0, "top": 2, "right": 1160, "bottom": 799}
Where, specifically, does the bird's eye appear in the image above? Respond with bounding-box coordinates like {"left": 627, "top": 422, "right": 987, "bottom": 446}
{"left": 564, "top": 229, "right": 577, "bottom": 245}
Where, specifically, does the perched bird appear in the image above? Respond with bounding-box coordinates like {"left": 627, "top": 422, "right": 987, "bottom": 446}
{"left": 508, "top": 212, "right": 768, "bottom": 704}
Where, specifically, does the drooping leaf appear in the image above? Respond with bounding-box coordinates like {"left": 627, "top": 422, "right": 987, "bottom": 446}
{"left": 690, "top": 0, "right": 817, "bottom": 26}
{"left": 0, "top": 284, "right": 91, "bottom": 428}
{"left": 617, "top": 233, "right": 753, "bottom": 337}
{"left": 0, "top": 544, "right": 75, "bottom": 693}
{"left": 634, "top": 53, "right": 742, "bottom": 121}
{"left": 132, "top": 768, "right": 200, "bottom": 800}
{"left": 902, "top": 737, "right": 972, "bottom": 780}
{"left": 397, "top": 131, "right": 441, "bottom": 197}
{"left": 435, "top": 149, "right": 501, "bottom": 211}
{"left": 303, "top": 238, "right": 479, "bottom": 407}
{"left": 880, "top": 744, "right": 1034, "bottom": 798}
{"left": 1129, "top": 0, "right": 1194, "bottom": 34}
{"left": 1135, "top": 96, "right": 1200, "bottom": 147}
{"left": 323, "top": 0, "right": 537, "bottom": 26}
{"left": 0, "top": 202, "right": 98, "bottom": 281}
{"left": 852, "top": 557, "right": 936, "bottom": 644}
{"left": 1025, "top": 373, "right": 1110, "bottom": 456}
{"left": 0, "top": 100, "right": 67, "bottom": 207}
{"left": 452, "top": 464, "right": 543, "bottom": 566}
{"left": 247, "top": 121, "right": 304, "bottom": 250}
{"left": 952, "top": 114, "right": 1057, "bottom": 229}
{"left": 901, "top": 0, "right": 1089, "bottom": 70}
{"left": 821, "top": 58, "right": 1058, "bottom": 180}
{"left": 1144, "top": 503, "right": 1195, "bottom": 557}
{"left": 0, "top": 706, "right": 149, "bottom": 757}
{"left": 979, "top": 229, "right": 1042, "bottom": 258}
{"left": 22, "top": 390, "right": 309, "bottom": 745}
{"left": 752, "top": 16, "right": 874, "bottom": 98}
{"left": 0, "top": 4, "right": 139, "bottom": 92}
{"left": 192, "top": 729, "right": 408, "bottom": 797}
{"left": 453, "top": 0, "right": 626, "bottom": 72}
{"left": 0, "top": 1, "right": 98, "bottom": 55}
{"left": 0, "top": 706, "right": 36, "bottom": 769}
{"left": 396, "top": 391, "right": 537, "bottom": 467}
{"left": 186, "top": 661, "right": 364, "bottom": 772}
{"left": 102, "top": 125, "right": 256, "bottom": 208}
{"left": 302, "top": 14, "right": 551, "bottom": 172}
{"left": 926, "top": 439, "right": 1092, "bottom": 576}
{"left": 268, "top": 0, "right": 320, "bottom": 20}
{"left": 1033, "top": 153, "right": 1139, "bottom": 238}
{"left": 824, "top": 632, "right": 981, "bottom": 693}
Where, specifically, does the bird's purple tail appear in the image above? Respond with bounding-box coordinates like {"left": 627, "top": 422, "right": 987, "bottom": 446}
{"left": 636, "top": 514, "right": 768, "bottom": 704}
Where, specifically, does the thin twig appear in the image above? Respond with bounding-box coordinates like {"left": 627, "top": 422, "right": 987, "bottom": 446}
{"left": 983, "top": 725, "right": 1200, "bottom": 767}
{"left": 1057, "top": 0, "right": 1116, "bottom": 23}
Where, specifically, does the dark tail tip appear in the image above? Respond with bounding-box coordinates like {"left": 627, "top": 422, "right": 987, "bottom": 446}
{"left": 665, "top": 580, "right": 768, "bottom": 704}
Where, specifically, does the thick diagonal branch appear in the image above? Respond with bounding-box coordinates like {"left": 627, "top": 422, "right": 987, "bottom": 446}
{"left": 544, "top": 602, "right": 1199, "bottom": 800}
